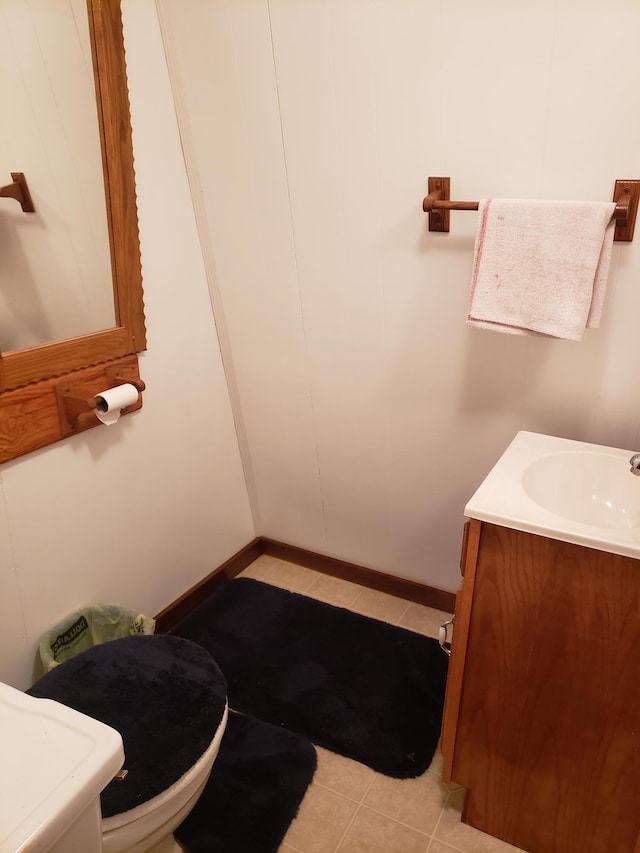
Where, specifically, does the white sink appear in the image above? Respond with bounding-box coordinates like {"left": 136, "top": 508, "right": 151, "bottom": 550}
{"left": 465, "top": 431, "right": 640, "bottom": 558}
{"left": 522, "top": 450, "right": 640, "bottom": 529}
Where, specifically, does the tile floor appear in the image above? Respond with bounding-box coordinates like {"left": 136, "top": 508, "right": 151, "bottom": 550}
{"left": 238, "top": 555, "right": 523, "bottom": 853}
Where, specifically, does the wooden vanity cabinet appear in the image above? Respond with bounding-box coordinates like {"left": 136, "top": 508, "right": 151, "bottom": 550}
{"left": 440, "top": 518, "right": 640, "bottom": 853}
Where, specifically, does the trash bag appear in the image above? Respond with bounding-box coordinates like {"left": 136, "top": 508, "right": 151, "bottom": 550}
{"left": 39, "top": 605, "right": 155, "bottom": 672}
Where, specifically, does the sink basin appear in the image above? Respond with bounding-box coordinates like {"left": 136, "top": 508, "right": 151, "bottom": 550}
{"left": 464, "top": 431, "right": 640, "bottom": 559}
{"left": 522, "top": 450, "right": 640, "bottom": 529}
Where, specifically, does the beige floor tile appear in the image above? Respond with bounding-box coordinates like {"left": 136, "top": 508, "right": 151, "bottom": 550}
{"left": 313, "top": 746, "right": 376, "bottom": 802}
{"left": 427, "top": 841, "right": 466, "bottom": 853}
{"left": 434, "top": 789, "right": 520, "bottom": 853}
{"left": 427, "top": 744, "right": 444, "bottom": 776}
{"left": 363, "top": 768, "right": 446, "bottom": 835}
{"left": 337, "top": 805, "right": 430, "bottom": 853}
{"left": 241, "top": 557, "right": 473, "bottom": 853}
{"left": 398, "top": 602, "right": 453, "bottom": 639}
{"left": 239, "top": 555, "right": 320, "bottom": 593}
{"left": 426, "top": 744, "right": 463, "bottom": 792}
{"left": 282, "top": 783, "right": 359, "bottom": 853}
{"left": 428, "top": 842, "right": 524, "bottom": 853}
{"left": 304, "top": 574, "right": 364, "bottom": 608}
{"left": 349, "top": 587, "right": 411, "bottom": 624}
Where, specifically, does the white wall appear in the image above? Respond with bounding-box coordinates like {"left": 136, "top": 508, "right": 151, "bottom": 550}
{"left": 0, "top": 0, "right": 255, "bottom": 690}
{"left": 158, "top": 0, "right": 640, "bottom": 593}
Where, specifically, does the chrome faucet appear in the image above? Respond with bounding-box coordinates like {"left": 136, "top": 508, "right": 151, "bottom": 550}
{"left": 630, "top": 454, "right": 640, "bottom": 476}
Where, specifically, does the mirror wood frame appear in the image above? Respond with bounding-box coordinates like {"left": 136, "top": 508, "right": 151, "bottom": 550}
{"left": 0, "top": 0, "right": 146, "bottom": 395}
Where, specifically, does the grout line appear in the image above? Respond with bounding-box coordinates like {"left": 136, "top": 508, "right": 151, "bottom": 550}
{"left": 308, "top": 766, "right": 378, "bottom": 808}
{"left": 312, "top": 780, "right": 369, "bottom": 806}
{"left": 310, "top": 746, "right": 376, "bottom": 797}
{"left": 351, "top": 802, "right": 435, "bottom": 838}
{"left": 394, "top": 599, "right": 413, "bottom": 625}
{"left": 333, "top": 801, "right": 362, "bottom": 852}
{"left": 297, "top": 575, "right": 321, "bottom": 594}
{"left": 287, "top": 578, "right": 317, "bottom": 598}
{"left": 332, "top": 795, "right": 439, "bottom": 852}
{"left": 359, "top": 769, "right": 378, "bottom": 803}
{"left": 428, "top": 788, "right": 467, "bottom": 853}
{"left": 428, "top": 839, "right": 467, "bottom": 853}
{"left": 332, "top": 770, "right": 379, "bottom": 852}
{"left": 302, "top": 582, "right": 362, "bottom": 609}
{"left": 349, "top": 587, "right": 365, "bottom": 608}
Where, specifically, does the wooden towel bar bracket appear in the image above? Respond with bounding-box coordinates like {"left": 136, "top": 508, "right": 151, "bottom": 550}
{"left": 422, "top": 177, "right": 640, "bottom": 242}
{"left": 0, "top": 172, "right": 35, "bottom": 213}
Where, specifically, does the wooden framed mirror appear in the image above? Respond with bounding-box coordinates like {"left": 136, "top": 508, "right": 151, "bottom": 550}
{"left": 0, "top": 0, "right": 146, "bottom": 461}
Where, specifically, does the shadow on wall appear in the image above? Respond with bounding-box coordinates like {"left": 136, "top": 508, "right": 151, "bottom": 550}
{"left": 458, "top": 300, "right": 616, "bottom": 445}
{"left": 0, "top": 210, "right": 57, "bottom": 351}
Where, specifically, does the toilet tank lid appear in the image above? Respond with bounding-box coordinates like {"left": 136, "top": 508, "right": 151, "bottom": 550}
{"left": 0, "top": 681, "right": 124, "bottom": 851}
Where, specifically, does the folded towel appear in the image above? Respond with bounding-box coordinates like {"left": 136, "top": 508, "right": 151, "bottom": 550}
{"left": 468, "top": 198, "right": 616, "bottom": 340}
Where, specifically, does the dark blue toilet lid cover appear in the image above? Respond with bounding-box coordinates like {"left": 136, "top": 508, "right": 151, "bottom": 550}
{"left": 27, "top": 634, "right": 227, "bottom": 818}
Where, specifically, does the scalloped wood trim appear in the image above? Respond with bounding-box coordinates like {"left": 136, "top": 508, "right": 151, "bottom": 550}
{"left": 0, "top": 354, "right": 143, "bottom": 462}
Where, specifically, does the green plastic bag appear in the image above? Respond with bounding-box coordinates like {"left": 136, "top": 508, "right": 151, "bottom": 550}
{"left": 39, "top": 605, "right": 155, "bottom": 672}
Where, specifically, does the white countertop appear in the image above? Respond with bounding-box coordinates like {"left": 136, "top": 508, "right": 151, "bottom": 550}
{"left": 464, "top": 431, "right": 640, "bottom": 560}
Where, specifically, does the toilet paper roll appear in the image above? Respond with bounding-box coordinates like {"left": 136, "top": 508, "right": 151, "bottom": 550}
{"left": 94, "top": 383, "right": 139, "bottom": 425}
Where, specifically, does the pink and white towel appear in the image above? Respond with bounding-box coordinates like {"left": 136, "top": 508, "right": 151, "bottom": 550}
{"left": 467, "top": 198, "right": 616, "bottom": 340}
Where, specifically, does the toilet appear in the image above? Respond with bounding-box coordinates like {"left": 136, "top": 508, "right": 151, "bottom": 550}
{"left": 27, "top": 634, "right": 228, "bottom": 853}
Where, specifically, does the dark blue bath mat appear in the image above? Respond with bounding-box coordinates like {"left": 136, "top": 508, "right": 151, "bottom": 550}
{"left": 172, "top": 577, "right": 448, "bottom": 777}
{"left": 176, "top": 710, "right": 316, "bottom": 853}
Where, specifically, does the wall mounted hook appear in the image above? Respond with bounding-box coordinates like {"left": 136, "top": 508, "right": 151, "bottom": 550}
{"left": 0, "top": 173, "right": 35, "bottom": 213}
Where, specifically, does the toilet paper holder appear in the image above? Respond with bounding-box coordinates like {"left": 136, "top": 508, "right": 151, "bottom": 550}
{"left": 55, "top": 367, "right": 145, "bottom": 436}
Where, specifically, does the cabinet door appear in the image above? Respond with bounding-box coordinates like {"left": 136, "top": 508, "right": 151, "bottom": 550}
{"left": 440, "top": 518, "right": 481, "bottom": 781}
{"left": 450, "top": 522, "right": 640, "bottom": 853}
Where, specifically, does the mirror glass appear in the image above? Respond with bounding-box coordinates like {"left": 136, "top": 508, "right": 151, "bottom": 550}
{"left": 0, "top": 0, "right": 145, "bottom": 460}
{"left": 0, "top": 0, "right": 115, "bottom": 352}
